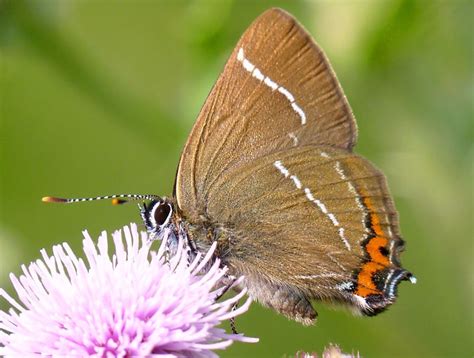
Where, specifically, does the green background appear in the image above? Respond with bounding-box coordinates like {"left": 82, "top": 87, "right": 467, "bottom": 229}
{"left": 1, "top": 0, "right": 472, "bottom": 357}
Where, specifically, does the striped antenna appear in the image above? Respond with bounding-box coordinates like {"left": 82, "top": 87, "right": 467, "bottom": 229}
{"left": 42, "top": 194, "right": 162, "bottom": 205}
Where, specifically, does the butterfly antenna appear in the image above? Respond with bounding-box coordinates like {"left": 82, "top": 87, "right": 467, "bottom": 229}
{"left": 42, "top": 194, "right": 162, "bottom": 205}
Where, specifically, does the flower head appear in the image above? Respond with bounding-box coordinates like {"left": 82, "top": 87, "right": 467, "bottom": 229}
{"left": 0, "top": 224, "right": 257, "bottom": 357}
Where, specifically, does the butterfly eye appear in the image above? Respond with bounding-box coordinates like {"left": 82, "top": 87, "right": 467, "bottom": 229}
{"left": 151, "top": 202, "right": 172, "bottom": 227}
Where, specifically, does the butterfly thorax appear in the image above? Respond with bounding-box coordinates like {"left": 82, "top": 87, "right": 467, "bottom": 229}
{"left": 180, "top": 215, "right": 237, "bottom": 266}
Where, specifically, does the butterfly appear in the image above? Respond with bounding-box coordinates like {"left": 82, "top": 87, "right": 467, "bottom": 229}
{"left": 45, "top": 8, "right": 415, "bottom": 325}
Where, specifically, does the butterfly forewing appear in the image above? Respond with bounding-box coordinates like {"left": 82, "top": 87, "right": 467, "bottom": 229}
{"left": 176, "top": 9, "right": 357, "bottom": 220}
{"left": 174, "top": 8, "right": 412, "bottom": 322}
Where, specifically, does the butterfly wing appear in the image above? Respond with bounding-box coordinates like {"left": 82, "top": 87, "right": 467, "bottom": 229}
{"left": 202, "top": 146, "right": 410, "bottom": 321}
{"left": 176, "top": 8, "right": 357, "bottom": 221}
{"left": 175, "top": 8, "right": 413, "bottom": 323}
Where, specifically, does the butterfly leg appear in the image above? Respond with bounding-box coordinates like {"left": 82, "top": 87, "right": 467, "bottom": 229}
{"left": 230, "top": 301, "right": 239, "bottom": 334}
{"left": 214, "top": 275, "right": 240, "bottom": 334}
{"left": 214, "top": 275, "right": 237, "bottom": 301}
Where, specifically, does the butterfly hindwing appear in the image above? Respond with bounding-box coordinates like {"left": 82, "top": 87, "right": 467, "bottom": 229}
{"left": 203, "top": 146, "right": 406, "bottom": 308}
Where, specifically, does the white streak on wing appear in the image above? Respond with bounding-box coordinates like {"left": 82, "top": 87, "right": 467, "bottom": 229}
{"left": 314, "top": 198, "right": 329, "bottom": 215}
{"left": 277, "top": 86, "right": 295, "bottom": 102}
{"left": 390, "top": 240, "right": 396, "bottom": 253}
{"left": 237, "top": 48, "right": 244, "bottom": 61}
{"left": 388, "top": 239, "right": 397, "bottom": 265}
{"left": 320, "top": 152, "right": 330, "bottom": 158}
{"left": 388, "top": 270, "right": 405, "bottom": 297}
{"left": 383, "top": 270, "right": 394, "bottom": 292}
{"left": 295, "top": 273, "right": 344, "bottom": 279}
{"left": 242, "top": 59, "right": 255, "bottom": 72}
{"left": 290, "top": 175, "right": 302, "bottom": 189}
{"left": 383, "top": 211, "right": 394, "bottom": 238}
{"left": 291, "top": 103, "right": 306, "bottom": 125}
{"left": 334, "top": 161, "right": 346, "bottom": 179}
{"left": 387, "top": 225, "right": 394, "bottom": 238}
{"left": 304, "top": 187, "right": 315, "bottom": 201}
{"left": 273, "top": 160, "right": 289, "bottom": 178}
{"left": 334, "top": 160, "right": 369, "bottom": 234}
{"left": 288, "top": 132, "right": 299, "bottom": 146}
{"left": 252, "top": 68, "right": 264, "bottom": 81}
{"left": 236, "top": 47, "right": 307, "bottom": 125}
{"left": 294, "top": 272, "right": 347, "bottom": 280}
{"left": 274, "top": 160, "right": 351, "bottom": 251}
{"left": 264, "top": 76, "right": 278, "bottom": 90}
{"left": 338, "top": 227, "right": 351, "bottom": 251}
{"left": 328, "top": 213, "right": 339, "bottom": 226}
{"left": 336, "top": 281, "right": 354, "bottom": 291}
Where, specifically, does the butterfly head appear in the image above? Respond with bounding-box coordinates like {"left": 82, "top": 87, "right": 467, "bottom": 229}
{"left": 139, "top": 198, "right": 174, "bottom": 240}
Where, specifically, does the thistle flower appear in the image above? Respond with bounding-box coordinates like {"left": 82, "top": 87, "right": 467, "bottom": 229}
{"left": 296, "top": 344, "right": 360, "bottom": 358}
{"left": 0, "top": 224, "right": 257, "bottom": 357}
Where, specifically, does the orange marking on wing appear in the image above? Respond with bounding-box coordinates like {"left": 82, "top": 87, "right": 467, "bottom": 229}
{"left": 366, "top": 236, "right": 389, "bottom": 265}
{"left": 355, "top": 261, "right": 384, "bottom": 297}
{"left": 362, "top": 196, "right": 390, "bottom": 266}
{"left": 354, "top": 193, "right": 391, "bottom": 297}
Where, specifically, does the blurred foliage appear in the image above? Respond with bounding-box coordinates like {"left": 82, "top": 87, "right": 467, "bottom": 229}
{"left": 0, "top": 0, "right": 472, "bottom": 357}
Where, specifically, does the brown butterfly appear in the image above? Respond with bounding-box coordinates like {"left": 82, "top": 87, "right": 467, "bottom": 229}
{"left": 45, "top": 8, "right": 415, "bottom": 325}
